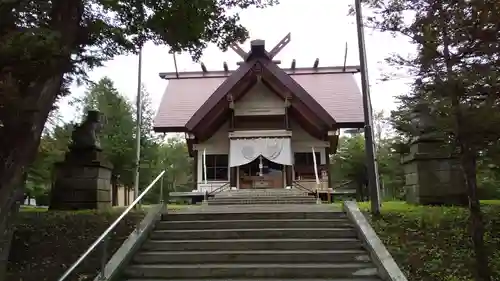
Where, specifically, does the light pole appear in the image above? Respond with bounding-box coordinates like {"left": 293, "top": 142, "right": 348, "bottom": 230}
{"left": 133, "top": 46, "right": 143, "bottom": 209}
{"left": 354, "top": 0, "right": 381, "bottom": 215}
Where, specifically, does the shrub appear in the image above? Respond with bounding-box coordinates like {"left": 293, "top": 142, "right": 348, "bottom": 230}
{"left": 7, "top": 209, "right": 144, "bottom": 281}
{"left": 361, "top": 201, "right": 500, "bottom": 281}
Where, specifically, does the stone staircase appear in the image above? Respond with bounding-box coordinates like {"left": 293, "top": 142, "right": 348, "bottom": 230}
{"left": 208, "top": 188, "right": 317, "bottom": 205}
{"left": 120, "top": 205, "right": 383, "bottom": 281}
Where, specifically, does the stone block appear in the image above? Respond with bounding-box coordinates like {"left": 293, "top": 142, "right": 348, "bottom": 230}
{"left": 402, "top": 140, "right": 467, "bottom": 206}
{"left": 50, "top": 161, "right": 112, "bottom": 211}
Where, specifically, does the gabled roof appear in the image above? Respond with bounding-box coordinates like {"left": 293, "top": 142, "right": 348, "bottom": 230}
{"left": 184, "top": 57, "right": 338, "bottom": 135}
{"left": 154, "top": 71, "right": 364, "bottom": 131}
{"left": 153, "top": 41, "right": 365, "bottom": 138}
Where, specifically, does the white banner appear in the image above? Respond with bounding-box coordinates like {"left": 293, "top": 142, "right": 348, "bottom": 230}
{"left": 229, "top": 137, "right": 292, "bottom": 167}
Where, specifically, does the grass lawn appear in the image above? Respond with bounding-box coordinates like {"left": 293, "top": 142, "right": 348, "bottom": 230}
{"left": 353, "top": 200, "right": 500, "bottom": 281}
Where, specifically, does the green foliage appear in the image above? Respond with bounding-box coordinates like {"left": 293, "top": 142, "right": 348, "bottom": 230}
{"left": 143, "top": 137, "right": 194, "bottom": 203}
{"left": 79, "top": 77, "right": 137, "bottom": 187}
{"left": 26, "top": 123, "right": 73, "bottom": 204}
{"left": 355, "top": 2, "right": 500, "bottom": 277}
{"left": 136, "top": 86, "right": 164, "bottom": 192}
{"left": 1, "top": 0, "right": 280, "bottom": 92}
{"left": 26, "top": 76, "right": 195, "bottom": 206}
{"left": 332, "top": 111, "right": 405, "bottom": 201}
{"left": 7, "top": 209, "right": 145, "bottom": 281}
{"left": 359, "top": 202, "right": 500, "bottom": 281}
{"left": 332, "top": 134, "right": 367, "bottom": 184}
{"left": 359, "top": 0, "right": 500, "bottom": 163}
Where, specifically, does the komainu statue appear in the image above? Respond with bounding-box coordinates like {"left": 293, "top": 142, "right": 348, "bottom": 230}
{"left": 409, "top": 101, "right": 440, "bottom": 140}
{"left": 70, "top": 110, "right": 102, "bottom": 150}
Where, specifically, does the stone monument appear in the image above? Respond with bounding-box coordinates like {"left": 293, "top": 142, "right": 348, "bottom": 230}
{"left": 401, "top": 102, "right": 468, "bottom": 205}
{"left": 49, "top": 110, "right": 113, "bottom": 210}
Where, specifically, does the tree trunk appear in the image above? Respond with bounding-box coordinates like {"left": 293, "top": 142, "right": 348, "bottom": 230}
{"left": 461, "top": 145, "right": 492, "bottom": 281}
{"left": 0, "top": 175, "right": 26, "bottom": 280}
{"left": 438, "top": 7, "right": 492, "bottom": 279}
{"left": 111, "top": 174, "right": 119, "bottom": 206}
{"left": 0, "top": 1, "right": 84, "bottom": 278}
{"left": 0, "top": 77, "right": 63, "bottom": 280}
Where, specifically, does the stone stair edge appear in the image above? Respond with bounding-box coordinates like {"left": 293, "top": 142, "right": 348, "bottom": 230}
{"left": 152, "top": 227, "right": 355, "bottom": 232}
{"left": 127, "top": 262, "right": 376, "bottom": 268}
{"left": 145, "top": 238, "right": 362, "bottom": 243}
{"left": 159, "top": 218, "right": 350, "bottom": 222}
{"left": 135, "top": 249, "right": 368, "bottom": 255}
{"left": 122, "top": 279, "right": 381, "bottom": 281}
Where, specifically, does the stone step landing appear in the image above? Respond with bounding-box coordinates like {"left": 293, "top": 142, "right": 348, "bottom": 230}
{"left": 209, "top": 188, "right": 316, "bottom": 205}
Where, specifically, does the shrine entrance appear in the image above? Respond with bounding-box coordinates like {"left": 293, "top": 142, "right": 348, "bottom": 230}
{"left": 229, "top": 137, "right": 292, "bottom": 189}
{"left": 238, "top": 156, "right": 284, "bottom": 189}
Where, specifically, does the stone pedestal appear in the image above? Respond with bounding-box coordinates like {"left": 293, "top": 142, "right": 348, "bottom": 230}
{"left": 401, "top": 139, "right": 468, "bottom": 206}
{"left": 49, "top": 149, "right": 112, "bottom": 211}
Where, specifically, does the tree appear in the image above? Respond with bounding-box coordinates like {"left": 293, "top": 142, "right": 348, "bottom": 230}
{"left": 143, "top": 136, "right": 193, "bottom": 203}
{"left": 357, "top": 0, "right": 500, "bottom": 279}
{"left": 0, "top": 1, "right": 279, "bottom": 276}
{"left": 136, "top": 85, "right": 163, "bottom": 192}
{"left": 27, "top": 123, "right": 73, "bottom": 205}
{"left": 77, "top": 77, "right": 136, "bottom": 205}
{"left": 332, "top": 135, "right": 369, "bottom": 200}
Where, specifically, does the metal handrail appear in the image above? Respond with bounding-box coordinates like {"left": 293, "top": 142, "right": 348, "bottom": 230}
{"left": 334, "top": 180, "right": 355, "bottom": 189}
{"left": 208, "top": 182, "right": 231, "bottom": 196}
{"left": 204, "top": 182, "right": 231, "bottom": 202}
{"left": 292, "top": 180, "right": 316, "bottom": 194}
{"left": 57, "top": 170, "right": 166, "bottom": 281}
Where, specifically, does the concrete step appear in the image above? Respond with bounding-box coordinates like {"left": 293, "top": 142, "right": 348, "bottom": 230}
{"left": 123, "top": 263, "right": 379, "bottom": 279}
{"left": 208, "top": 199, "right": 316, "bottom": 205}
{"left": 150, "top": 228, "right": 358, "bottom": 240}
{"left": 122, "top": 277, "right": 382, "bottom": 281}
{"left": 142, "top": 238, "right": 364, "bottom": 251}
{"left": 216, "top": 189, "right": 308, "bottom": 195}
{"left": 215, "top": 192, "right": 310, "bottom": 197}
{"left": 209, "top": 199, "right": 316, "bottom": 203}
{"left": 213, "top": 195, "right": 313, "bottom": 199}
{"left": 133, "top": 249, "right": 371, "bottom": 264}
{"left": 164, "top": 211, "right": 346, "bottom": 221}
{"left": 122, "top": 279, "right": 381, "bottom": 281}
{"left": 156, "top": 219, "right": 354, "bottom": 230}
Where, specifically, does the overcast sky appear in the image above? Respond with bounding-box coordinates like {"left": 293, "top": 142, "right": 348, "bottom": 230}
{"left": 58, "top": 0, "right": 415, "bottom": 123}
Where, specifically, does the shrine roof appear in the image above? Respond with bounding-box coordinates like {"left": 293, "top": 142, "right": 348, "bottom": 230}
{"left": 154, "top": 35, "right": 365, "bottom": 135}
{"left": 153, "top": 66, "right": 364, "bottom": 132}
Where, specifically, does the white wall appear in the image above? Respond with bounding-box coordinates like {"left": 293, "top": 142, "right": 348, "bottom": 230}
{"left": 193, "top": 122, "right": 230, "bottom": 192}
{"left": 290, "top": 119, "right": 328, "bottom": 165}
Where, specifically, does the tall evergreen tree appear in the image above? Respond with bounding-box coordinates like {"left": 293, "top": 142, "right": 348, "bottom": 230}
{"left": 357, "top": 0, "right": 500, "bottom": 279}
{"left": 80, "top": 77, "right": 136, "bottom": 204}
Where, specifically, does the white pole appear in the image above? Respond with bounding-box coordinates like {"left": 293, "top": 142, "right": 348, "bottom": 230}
{"left": 133, "top": 46, "right": 143, "bottom": 208}
{"left": 312, "top": 147, "right": 320, "bottom": 185}
{"left": 203, "top": 149, "right": 207, "bottom": 184}
{"left": 259, "top": 155, "right": 263, "bottom": 176}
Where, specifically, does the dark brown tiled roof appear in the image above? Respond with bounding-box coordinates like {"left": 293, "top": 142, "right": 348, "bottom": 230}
{"left": 154, "top": 72, "right": 364, "bottom": 130}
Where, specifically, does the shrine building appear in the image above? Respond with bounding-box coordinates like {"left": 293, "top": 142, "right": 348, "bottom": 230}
{"left": 153, "top": 34, "right": 364, "bottom": 193}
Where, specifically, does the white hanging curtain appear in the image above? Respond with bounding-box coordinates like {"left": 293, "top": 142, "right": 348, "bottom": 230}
{"left": 229, "top": 137, "right": 292, "bottom": 167}
{"left": 312, "top": 146, "right": 320, "bottom": 185}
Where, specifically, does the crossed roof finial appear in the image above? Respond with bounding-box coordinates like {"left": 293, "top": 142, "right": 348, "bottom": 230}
{"left": 230, "top": 32, "right": 291, "bottom": 60}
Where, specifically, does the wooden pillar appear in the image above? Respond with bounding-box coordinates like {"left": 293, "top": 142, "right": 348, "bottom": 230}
{"left": 230, "top": 167, "right": 237, "bottom": 188}
{"left": 325, "top": 147, "right": 333, "bottom": 202}
{"left": 193, "top": 152, "right": 198, "bottom": 190}
{"left": 229, "top": 109, "right": 235, "bottom": 131}
{"left": 284, "top": 102, "right": 290, "bottom": 130}
{"left": 285, "top": 165, "right": 293, "bottom": 188}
